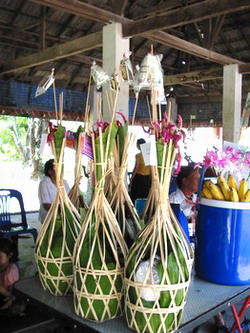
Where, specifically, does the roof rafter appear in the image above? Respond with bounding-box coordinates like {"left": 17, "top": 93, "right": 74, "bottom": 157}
{"left": 0, "top": 31, "right": 102, "bottom": 74}
{"left": 27, "top": 0, "right": 247, "bottom": 67}
{"left": 0, "top": 0, "right": 247, "bottom": 77}
{"left": 122, "top": 0, "right": 250, "bottom": 37}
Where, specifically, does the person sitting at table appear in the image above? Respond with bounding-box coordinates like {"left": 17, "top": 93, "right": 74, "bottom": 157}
{"left": 38, "top": 159, "right": 70, "bottom": 223}
{"left": 169, "top": 164, "right": 199, "bottom": 236}
{"left": 0, "top": 238, "right": 19, "bottom": 312}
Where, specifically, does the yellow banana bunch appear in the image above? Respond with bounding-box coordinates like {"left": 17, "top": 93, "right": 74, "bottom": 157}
{"left": 228, "top": 174, "right": 238, "bottom": 192}
{"left": 241, "top": 190, "right": 250, "bottom": 202}
{"left": 208, "top": 182, "right": 225, "bottom": 200}
{"left": 229, "top": 188, "right": 239, "bottom": 202}
{"left": 238, "top": 178, "right": 248, "bottom": 201}
{"left": 201, "top": 175, "right": 250, "bottom": 203}
{"left": 201, "top": 187, "right": 213, "bottom": 199}
{"left": 217, "top": 175, "right": 230, "bottom": 201}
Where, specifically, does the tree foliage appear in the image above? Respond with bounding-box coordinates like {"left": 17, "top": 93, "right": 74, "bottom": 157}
{"left": 0, "top": 115, "right": 48, "bottom": 179}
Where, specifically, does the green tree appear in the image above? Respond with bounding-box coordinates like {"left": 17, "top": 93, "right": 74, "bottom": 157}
{"left": 0, "top": 115, "right": 48, "bottom": 179}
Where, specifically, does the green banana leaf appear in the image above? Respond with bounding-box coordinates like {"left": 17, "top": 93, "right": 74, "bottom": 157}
{"left": 54, "top": 125, "right": 65, "bottom": 162}
{"left": 37, "top": 205, "right": 78, "bottom": 294}
{"left": 95, "top": 122, "right": 118, "bottom": 182}
{"left": 76, "top": 124, "right": 85, "bottom": 140}
{"left": 156, "top": 141, "right": 173, "bottom": 180}
{"left": 76, "top": 222, "right": 123, "bottom": 321}
{"left": 116, "top": 121, "right": 128, "bottom": 165}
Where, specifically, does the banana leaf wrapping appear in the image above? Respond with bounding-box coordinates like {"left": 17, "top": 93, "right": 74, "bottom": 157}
{"left": 68, "top": 125, "right": 88, "bottom": 212}
{"left": 109, "top": 117, "right": 141, "bottom": 246}
{"left": 73, "top": 122, "right": 128, "bottom": 322}
{"left": 124, "top": 137, "right": 194, "bottom": 333}
{"left": 35, "top": 125, "right": 81, "bottom": 296}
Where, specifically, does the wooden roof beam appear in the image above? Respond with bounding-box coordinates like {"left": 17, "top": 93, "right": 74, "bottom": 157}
{"left": 28, "top": 0, "right": 127, "bottom": 24}
{"left": 0, "top": 31, "right": 102, "bottom": 74}
{"left": 27, "top": 0, "right": 247, "bottom": 67}
{"left": 130, "top": 0, "right": 197, "bottom": 20}
{"left": 123, "top": 0, "right": 250, "bottom": 37}
{"left": 146, "top": 31, "right": 244, "bottom": 65}
{"left": 164, "top": 68, "right": 223, "bottom": 85}
{"left": 164, "top": 63, "right": 250, "bottom": 85}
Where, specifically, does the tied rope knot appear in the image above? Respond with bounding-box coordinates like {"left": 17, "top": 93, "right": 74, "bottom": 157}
{"left": 117, "top": 166, "right": 126, "bottom": 180}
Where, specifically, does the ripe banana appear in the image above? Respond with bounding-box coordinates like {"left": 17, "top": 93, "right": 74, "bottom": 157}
{"left": 217, "top": 175, "right": 230, "bottom": 201}
{"left": 229, "top": 187, "right": 239, "bottom": 202}
{"left": 241, "top": 189, "right": 250, "bottom": 202}
{"left": 208, "top": 182, "right": 225, "bottom": 200}
{"left": 201, "top": 187, "right": 214, "bottom": 199}
{"left": 203, "top": 180, "right": 212, "bottom": 189}
{"left": 238, "top": 178, "right": 248, "bottom": 201}
{"left": 228, "top": 174, "right": 238, "bottom": 192}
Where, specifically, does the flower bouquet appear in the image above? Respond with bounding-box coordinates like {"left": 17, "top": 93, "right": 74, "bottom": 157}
{"left": 124, "top": 113, "right": 193, "bottom": 333}
{"left": 201, "top": 146, "right": 250, "bottom": 202}
{"left": 141, "top": 114, "right": 183, "bottom": 222}
{"left": 35, "top": 97, "right": 81, "bottom": 295}
{"left": 73, "top": 117, "right": 128, "bottom": 322}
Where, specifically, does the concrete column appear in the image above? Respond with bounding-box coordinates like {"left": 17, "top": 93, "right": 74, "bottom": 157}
{"left": 102, "top": 22, "right": 130, "bottom": 122}
{"left": 88, "top": 85, "right": 101, "bottom": 126}
{"left": 222, "top": 64, "right": 242, "bottom": 143}
{"left": 170, "top": 98, "right": 178, "bottom": 123}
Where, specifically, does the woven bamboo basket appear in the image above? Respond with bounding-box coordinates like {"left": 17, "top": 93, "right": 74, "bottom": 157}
{"left": 73, "top": 120, "right": 128, "bottom": 322}
{"left": 35, "top": 116, "right": 81, "bottom": 296}
{"left": 124, "top": 138, "right": 194, "bottom": 333}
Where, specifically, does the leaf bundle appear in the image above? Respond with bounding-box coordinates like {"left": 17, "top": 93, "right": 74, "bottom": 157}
{"left": 36, "top": 125, "right": 81, "bottom": 296}
{"left": 124, "top": 139, "right": 193, "bottom": 333}
{"left": 73, "top": 120, "right": 128, "bottom": 322}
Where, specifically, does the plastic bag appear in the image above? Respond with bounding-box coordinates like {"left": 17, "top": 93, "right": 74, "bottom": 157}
{"left": 91, "top": 61, "right": 110, "bottom": 89}
{"left": 135, "top": 257, "right": 160, "bottom": 301}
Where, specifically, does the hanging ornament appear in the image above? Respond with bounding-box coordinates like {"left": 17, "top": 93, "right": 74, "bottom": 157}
{"left": 133, "top": 64, "right": 141, "bottom": 97}
{"left": 137, "top": 53, "right": 164, "bottom": 90}
{"left": 91, "top": 61, "right": 110, "bottom": 89}
{"left": 120, "top": 51, "right": 134, "bottom": 84}
{"left": 35, "top": 68, "right": 55, "bottom": 97}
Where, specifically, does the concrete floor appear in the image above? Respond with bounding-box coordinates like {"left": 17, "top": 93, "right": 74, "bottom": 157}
{"left": 13, "top": 212, "right": 250, "bottom": 333}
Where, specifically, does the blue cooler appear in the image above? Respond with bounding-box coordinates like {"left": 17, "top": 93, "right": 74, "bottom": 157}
{"left": 195, "top": 198, "right": 250, "bottom": 285}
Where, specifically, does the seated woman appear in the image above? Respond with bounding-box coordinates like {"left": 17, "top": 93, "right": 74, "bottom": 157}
{"left": 38, "top": 159, "right": 70, "bottom": 223}
{"left": 169, "top": 164, "right": 200, "bottom": 227}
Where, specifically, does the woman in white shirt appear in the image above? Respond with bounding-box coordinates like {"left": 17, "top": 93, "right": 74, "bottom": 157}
{"left": 38, "top": 159, "right": 70, "bottom": 223}
{"left": 169, "top": 164, "right": 200, "bottom": 222}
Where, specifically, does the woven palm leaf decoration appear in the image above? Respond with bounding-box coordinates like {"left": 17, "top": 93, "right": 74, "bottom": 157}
{"left": 109, "top": 113, "right": 142, "bottom": 246}
{"left": 124, "top": 112, "right": 194, "bottom": 333}
{"left": 68, "top": 125, "right": 88, "bottom": 212}
{"left": 73, "top": 113, "right": 128, "bottom": 321}
{"left": 35, "top": 95, "right": 81, "bottom": 296}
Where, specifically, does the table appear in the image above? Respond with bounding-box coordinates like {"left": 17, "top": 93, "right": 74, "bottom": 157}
{"left": 14, "top": 274, "right": 250, "bottom": 333}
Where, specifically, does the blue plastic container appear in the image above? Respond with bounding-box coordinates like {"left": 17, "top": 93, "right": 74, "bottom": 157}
{"left": 195, "top": 198, "right": 250, "bottom": 285}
